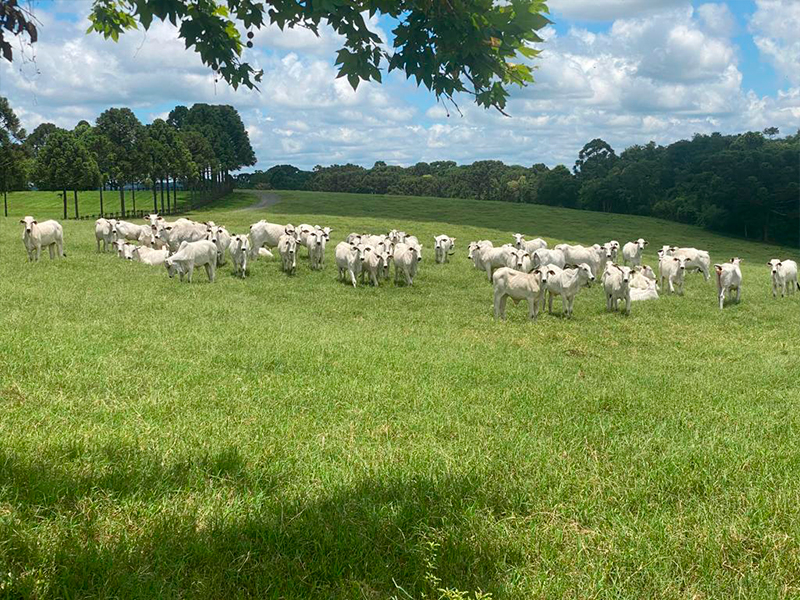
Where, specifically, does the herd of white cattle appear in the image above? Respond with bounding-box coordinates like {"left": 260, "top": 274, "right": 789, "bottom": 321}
{"left": 17, "top": 214, "right": 800, "bottom": 318}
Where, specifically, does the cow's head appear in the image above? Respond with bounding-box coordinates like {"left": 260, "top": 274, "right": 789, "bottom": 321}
{"left": 20, "top": 216, "right": 36, "bottom": 234}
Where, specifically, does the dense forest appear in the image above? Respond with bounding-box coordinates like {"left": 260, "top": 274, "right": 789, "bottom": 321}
{"left": 237, "top": 131, "right": 800, "bottom": 246}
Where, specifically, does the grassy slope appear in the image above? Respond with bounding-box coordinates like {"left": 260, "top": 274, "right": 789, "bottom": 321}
{"left": 1, "top": 190, "right": 799, "bottom": 599}
{"left": 3, "top": 190, "right": 191, "bottom": 220}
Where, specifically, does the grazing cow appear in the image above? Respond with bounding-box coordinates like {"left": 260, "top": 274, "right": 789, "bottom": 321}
{"left": 541, "top": 263, "right": 595, "bottom": 318}
{"left": 95, "top": 218, "right": 113, "bottom": 252}
{"left": 131, "top": 246, "right": 169, "bottom": 266}
{"left": 20, "top": 216, "right": 64, "bottom": 261}
{"left": 659, "top": 255, "right": 688, "bottom": 295}
{"left": 555, "top": 244, "right": 607, "bottom": 279}
{"left": 164, "top": 239, "right": 217, "bottom": 283}
{"left": 492, "top": 267, "right": 544, "bottom": 320}
{"left": 715, "top": 258, "right": 742, "bottom": 309}
{"left": 305, "top": 230, "right": 326, "bottom": 270}
{"left": 622, "top": 238, "right": 648, "bottom": 266}
{"left": 602, "top": 264, "right": 633, "bottom": 315}
{"left": 335, "top": 242, "right": 364, "bottom": 287}
{"left": 513, "top": 234, "right": 547, "bottom": 254}
{"left": 767, "top": 259, "right": 798, "bottom": 298}
{"left": 228, "top": 235, "right": 251, "bottom": 278}
{"left": 531, "top": 248, "right": 566, "bottom": 269}
{"left": 434, "top": 235, "right": 456, "bottom": 264}
{"left": 278, "top": 234, "right": 298, "bottom": 275}
{"left": 249, "top": 221, "right": 296, "bottom": 256}
{"left": 393, "top": 242, "right": 421, "bottom": 286}
{"left": 630, "top": 265, "right": 659, "bottom": 301}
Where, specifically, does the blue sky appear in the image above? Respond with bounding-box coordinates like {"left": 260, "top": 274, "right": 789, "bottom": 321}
{"left": 2, "top": 0, "right": 798, "bottom": 171}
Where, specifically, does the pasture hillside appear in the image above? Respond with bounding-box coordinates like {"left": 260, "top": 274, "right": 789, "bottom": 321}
{"left": 1, "top": 189, "right": 799, "bottom": 599}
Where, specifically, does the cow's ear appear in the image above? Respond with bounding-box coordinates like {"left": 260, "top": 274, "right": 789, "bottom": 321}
{"left": 32, "top": 220, "right": 37, "bottom": 224}
{"left": 673, "top": 257, "right": 679, "bottom": 262}
{"left": 548, "top": 270, "right": 555, "bottom": 276}
{"left": 777, "top": 262, "right": 782, "bottom": 267}
{"left": 19, "top": 219, "right": 24, "bottom": 224}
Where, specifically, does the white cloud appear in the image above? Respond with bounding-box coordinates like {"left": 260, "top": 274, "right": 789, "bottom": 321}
{"left": 750, "top": 0, "right": 800, "bottom": 86}
{"left": 697, "top": 3, "right": 736, "bottom": 37}
{"left": 548, "top": 0, "right": 688, "bottom": 21}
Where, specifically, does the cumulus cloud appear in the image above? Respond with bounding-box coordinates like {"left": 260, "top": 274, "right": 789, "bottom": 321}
{"left": 0, "top": 1, "right": 796, "bottom": 171}
{"left": 750, "top": 0, "right": 800, "bottom": 86}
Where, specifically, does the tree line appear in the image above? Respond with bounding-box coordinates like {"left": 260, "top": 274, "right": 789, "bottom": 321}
{"left": 0, "top": 98, "right": 255, "bottom": 217}
{"left": 238, "top": 130, "right": 800, "bottom": 246}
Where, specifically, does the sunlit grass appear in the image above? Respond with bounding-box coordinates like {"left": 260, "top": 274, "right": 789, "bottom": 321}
{"left": 1, "top": 190, "right": 799, "bottom": 599}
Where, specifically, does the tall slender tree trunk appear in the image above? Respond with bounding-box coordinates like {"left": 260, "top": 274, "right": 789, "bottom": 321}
{"left": 119, "top": 185, "right": 125, "bottom": 216}
{"left": 167, "top": 179, "right": 171, "bottom": 213}
{"left": 153, "top": 181, "right": 158, "bottom": 213}
{"left": 99, "top": 186, "right": 104, "bottom": 217}
{"left": 173, "top": 176, "right": 178, "bottom": 209}
{"left": 74, "top": 190, "right": 79, "bottom": 219}
{"left": 160, "top": 179, "right": 165, "bottom": 213}
{"left": 132, "top": 185, "right": 136, "bottom": 214}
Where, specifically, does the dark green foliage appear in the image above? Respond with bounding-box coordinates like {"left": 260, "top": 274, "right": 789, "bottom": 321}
{"left": 248, "top": 130, "right": 799, "bottom": 245}
{"left": 33, "top": 128, "right": 100, "bottom": 191}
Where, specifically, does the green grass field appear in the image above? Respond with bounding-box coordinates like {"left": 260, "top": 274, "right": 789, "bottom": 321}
{"left": 3, "top": 189, "right": 192, "bottom": 220}
{"left": 1, "top": 189, "right": 799, "bottom": 599}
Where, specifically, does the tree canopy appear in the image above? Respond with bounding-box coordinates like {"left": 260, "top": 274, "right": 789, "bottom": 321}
{"left": 83, "top": 0, "right": 552, "bottom": 113}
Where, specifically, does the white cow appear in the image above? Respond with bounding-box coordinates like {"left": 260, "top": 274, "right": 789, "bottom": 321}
{"left": 278, "top": 234, "right": 298, "bottom": 275}
{"left": 630, "top": 265, "right": 659, "bottom": 301}
{"left": 95, "top": 218, "right": 113, "bottom": 252}
{"left": 434, "top": 235, "right": 456, "bottom": 264}
{"left": 531, "top": 248, "right": 566, "bottom": 269}
{"left": 20, "top": 216, "right": 64, "bottom": 261}
{"left": 131, "top": 246, "right": 169, "bottom": 266}
{"left": 113, "top": 240, "right": 137, "bottom": 260}
{"left": 661, "top": 246, "right": 711, "bottom": 281}
{"left": 659, "top": 255, "right": 688, "bottom": 295}
{"left": 335, "top": 242, "right": 364, "bottom": 287}
{"left": 393, "top": 242, "right": 421, "bottom": 286}
{"left": 621, "top": 238, "right": 648, "bottom": 266}
{"left": 715, "top": 258, "right": 742, "bottom": 309}
{"left": 541, "top": 263, "right": 595, "bottom": 318}
{"left": 206, "top": 225, "right": 231, "bottom": 266}
{"left": 154, "top": 221, "right": 207, "bottom": 252}
{"left": 164, "top": 239, "right": 217, "bottom": 283}
{"left": 111, "top": 220, "right": 151, "bottom": 245}
{"left": 602, "top": 264, "right": 633, "bottom": 315}
{"left": 361, "top": 247, "right": 390, "bottom": 286}
{"left": 555, "top": 244, "right": 607, "bottom": 278}
{"left": 305, "top": 230, "right": 326, "bottom": 270}
{"left": 228, "top": 235, "right": 251, "bottom": 278}
{"left": 513, "top": 234, "right": 547, "bottom": 254}
{"left": 492, "top": 267, "right": 544, "bottom": 320}
{"left": 601, "top": 241, "right": 619, "bottom": 262}
{"left": 249, "top": 220, "right": 296, "bottom": 257}
{"left": 473, "top": 244, "right": 513, "bottom": 282}
{"left": 768, "top": 259, "right": 798, "bottom": 297}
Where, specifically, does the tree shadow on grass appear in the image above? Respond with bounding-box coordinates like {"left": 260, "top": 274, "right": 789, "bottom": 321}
{"left": 1, "top": 448, "right": 525, "bottom": 599}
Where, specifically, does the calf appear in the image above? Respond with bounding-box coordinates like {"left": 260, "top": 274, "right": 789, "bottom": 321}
{"left": 112, "top": 220, "right": 151, "bottom": 245}
{"left": 164, "top": 239, "right": 217, "bottom": 283}
{"left": 767, "top": 259, "right": 798, "bottom": 297}
{"left": 434, "top": 235, "right": 456, "bottom": 264}
{"left": 306, "top": 230, "right": 326, "bottom": 270}
{"left": 393, "top": 242, "right": 421, "bottom": 286}
{"left": 621, "top": 238, "right": 648, "bottom": 266}
{"left": 659, "top": 255, "right": 688, "bottom": 295}
{"left": 278, "top": 234, "right": 298, "bottom": 275}
{"left": 335, "top": 242, "right": 364, "bottom": 287}
{"left": 361, "top": 247, "right": 389, "bottom": 286}
{"left": 113, "top": 240, "right": 137, "bottom": 260}
{"left": 715, "top": 258, "right": 742, "bottom": 309}
{"left": 541, "top": 263, "right": 595, "bottom": 318}
{"left": 95, "top": 218, "right": 113, "bottom": 252}
{"left": 630, "top": 265, "right": 659, "bottom": 301}
{"left": 131, "top": 246, "right": 169, "bottom": 266}
{"left": 229, "top": 235, "right": 251, "bottom": 278}
{"left": 602, "top": 264, "right": 633, "bottom": 315}
{"left": 492, "top": 267, "right": 544, "bottom": 320}
{"left": 20, "top": 216, "right": 65, "bottom": 261}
